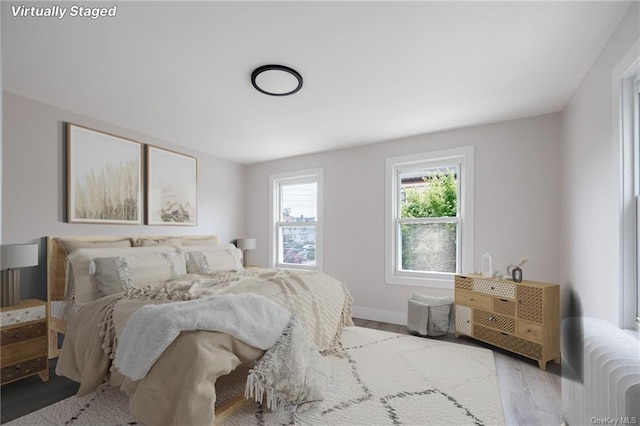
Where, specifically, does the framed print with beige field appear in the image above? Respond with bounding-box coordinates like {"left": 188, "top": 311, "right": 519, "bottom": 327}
{"left": 146, "top": 146, "right": 197, "bottom": 226}
{"left": 66, "top": 123, "right": 143, "bottom": 224}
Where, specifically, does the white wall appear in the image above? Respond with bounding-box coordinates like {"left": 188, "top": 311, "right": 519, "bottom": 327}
{"left": 247, "top": 113, "right": 561, "bottom": 324}
{"left": 2, "top": 92, "right": 246, "bottom": 301}
{"left": 560, "top": 3, "right": 640, "bottom": 325}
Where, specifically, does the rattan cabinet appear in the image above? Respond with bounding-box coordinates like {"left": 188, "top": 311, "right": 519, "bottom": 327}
{"left": 454, "top": 274, "right": 560, "bottom": 370}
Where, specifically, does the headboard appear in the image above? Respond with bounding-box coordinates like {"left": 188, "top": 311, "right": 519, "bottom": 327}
{"left": 46, "top": 235, "right": 219, "bottom": 303}
{"left": 46, "top": 235, "right": 219, "bottom": 358}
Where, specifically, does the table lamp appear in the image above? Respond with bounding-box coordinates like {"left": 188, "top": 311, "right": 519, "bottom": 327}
{"left": 236, "top": 238, "right": 256, "bottom": 268}
{"left": 1, "top": 244, "right": 39, "bottom": 307}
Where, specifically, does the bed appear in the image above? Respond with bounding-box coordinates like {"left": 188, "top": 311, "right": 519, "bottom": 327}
{"left": 47, "top": 235, "right": 353, "bottom": 425}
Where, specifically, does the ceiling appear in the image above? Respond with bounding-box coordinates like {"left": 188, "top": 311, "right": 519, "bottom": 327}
{"left": 2, "top": 1, "right": 633, "bottom": 165}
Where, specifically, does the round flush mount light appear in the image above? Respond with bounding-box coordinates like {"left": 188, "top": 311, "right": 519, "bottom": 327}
{"left": 251, "top": 65, "right": 303, "bottom": 96}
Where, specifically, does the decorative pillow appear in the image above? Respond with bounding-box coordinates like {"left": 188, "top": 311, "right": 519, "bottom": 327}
{"left": 131, "top": 237, "right": 183, "bottom": 247}
{"left": 181, "top": 244, "right": 243, "bottom": 274}
{"left": 92, "top": 252, "right": 187, "bottom": 296}
{"left": 66, "top": 246, "right": 183, "bottom": 304}
{"left": 59, "top": 238, "right": 132, "bottom": 254}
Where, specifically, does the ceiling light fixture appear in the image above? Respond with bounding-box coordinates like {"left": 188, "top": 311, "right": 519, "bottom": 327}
{"left": 251, "top": 65, "right": 303, "bottom": 96}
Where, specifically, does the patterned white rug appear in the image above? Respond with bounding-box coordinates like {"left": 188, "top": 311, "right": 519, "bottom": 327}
{"left": 7, "top": 326, "right": 505, "bottom": 425}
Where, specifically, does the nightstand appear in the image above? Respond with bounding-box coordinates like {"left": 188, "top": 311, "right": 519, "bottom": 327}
{"left": 1, "top": 299, "right": 49, "bottom": 385}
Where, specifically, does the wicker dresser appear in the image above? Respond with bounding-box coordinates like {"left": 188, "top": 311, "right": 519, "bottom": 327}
{"left": 454, "top": 274, "right": 560, "bottom": 370}
{"left": 0, "top": 299, "right": 49, "bottom": 385}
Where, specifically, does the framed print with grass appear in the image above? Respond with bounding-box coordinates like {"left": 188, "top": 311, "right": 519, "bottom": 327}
{"left": 146, "top": 146, "right": 197, "bottom": 226}
{"left": 67, "top": 124, "right": 143, "bottom": 224}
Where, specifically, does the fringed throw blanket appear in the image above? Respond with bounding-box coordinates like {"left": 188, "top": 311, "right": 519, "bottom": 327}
{"left": 57, "top": 268, "right": 352, "bottom": 425}
{"left": 114, "top": 293, "right": 328, "bottom": 419}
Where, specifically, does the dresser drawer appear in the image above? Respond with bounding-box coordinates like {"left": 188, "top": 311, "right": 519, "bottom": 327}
{"left": 473, "top": 278, "right": 516, "bottom": 299}
{"left": 455, "top": 290, "right": 493, "bottom": 311}
{"left": 1, "top": 322, "right": 47, "bottom": 346}
{"left": 455, "top": 304, "right": 473, "bottom": 336}
{"left": 1, "top": 337, "right": 46, "bottom": 366}
{"left": 454, "top": 275, "right": 473, "bottom": 291}
{"left": 473, "top": 309, "right": 515, "bottom": 334}
{"left": 474, "top": 325, "right": 542, "bottom": 359}
{"left": 516, "top": 319, "right": 542, "bottom": 343}
{"left": 493, "top": 298, "right": 516, "bottom": 316}
{"left": 1, "top": 356, "right": 47, "bottom": 383}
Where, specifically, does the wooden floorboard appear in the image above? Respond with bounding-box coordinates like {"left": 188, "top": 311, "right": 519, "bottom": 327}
{"left": 1, "top": 319, "right": 562, "bottom": 425}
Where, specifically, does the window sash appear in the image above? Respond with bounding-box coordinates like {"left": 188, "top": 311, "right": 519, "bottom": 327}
{"left": 276, "top": 223, "right": 317, "bottom": 268}
{"left": 396, "top": 217, "right": 460, "bottom": 275}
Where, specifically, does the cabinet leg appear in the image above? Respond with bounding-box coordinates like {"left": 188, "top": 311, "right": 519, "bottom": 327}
{"left": 454, "top": 331, "right": 459, "bottom": 338}
{"left": 38, "top": 369, "right": 49, "bottom": 382}
{"left": 538, "top": 360, "right": 547, "bottom": 370}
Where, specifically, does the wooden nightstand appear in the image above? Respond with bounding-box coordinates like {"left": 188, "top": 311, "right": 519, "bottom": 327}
{"left": 0, "top": 299, "right": 49, "bottom": 385}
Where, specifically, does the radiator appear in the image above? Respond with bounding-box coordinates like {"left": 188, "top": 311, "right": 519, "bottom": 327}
{"left": 562, "top": 317, "right": 640, "bottom": 425}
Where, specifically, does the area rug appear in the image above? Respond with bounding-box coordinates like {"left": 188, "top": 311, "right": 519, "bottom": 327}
{"left": 6, "top": 326, "right": 505, "bottom": 425}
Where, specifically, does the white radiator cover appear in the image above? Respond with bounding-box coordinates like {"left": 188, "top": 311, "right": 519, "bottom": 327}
{"left": 562, "top": 317, "right": 640, "bottom": 425}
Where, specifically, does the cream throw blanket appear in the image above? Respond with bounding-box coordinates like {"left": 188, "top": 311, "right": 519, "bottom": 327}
{"left": 113, "top": 293, "right": 328, "bottom": 419}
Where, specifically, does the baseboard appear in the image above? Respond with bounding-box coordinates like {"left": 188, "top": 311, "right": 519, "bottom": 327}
{"left": 351, "top": 306, "right": 407, "bottom": 326}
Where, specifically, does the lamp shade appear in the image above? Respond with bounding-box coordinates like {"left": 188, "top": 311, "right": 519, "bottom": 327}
{"left": 236, "top": 239, "right": 256, "bottom": 251}
{"left": 1, "top": 244, "right": 39, "bottom": 270}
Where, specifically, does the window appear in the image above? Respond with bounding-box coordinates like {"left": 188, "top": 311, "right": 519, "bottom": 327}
{"left": 618, "top": 45, "right": 640, "bottom": 330}
{"left": 636, "top": 78, "right": 640, "bottom": 328}
{"left": 386, "top": 147, "right": 474, "bottom": 288}
{"left": 270, "top": 169, "right": 322, "bottom": 270}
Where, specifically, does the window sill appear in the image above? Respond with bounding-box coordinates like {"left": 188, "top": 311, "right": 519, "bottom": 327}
{"left": 386, "top": 275, "right": 454, "bottom": 289}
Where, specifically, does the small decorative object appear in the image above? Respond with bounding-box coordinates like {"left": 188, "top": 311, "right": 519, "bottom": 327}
{"left": 507, "top": 256, "right": 529, "bottom": 283}
{"left": 512, "top": 266, "right": 523, "bottom": 283}
{"left": 481, "top": 252, "right": 493, "bottom": 277}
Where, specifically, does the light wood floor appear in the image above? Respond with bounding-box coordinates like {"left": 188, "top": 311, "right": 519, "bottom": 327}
{"left": 353, "top": 318, "right": 563, "bottom": 426}
{"left": 1, "top": 319, "right": 562, "bottom": 425}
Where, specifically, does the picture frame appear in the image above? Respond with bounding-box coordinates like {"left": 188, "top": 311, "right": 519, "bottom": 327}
{"left": 146, "top": 145, "right": 197, "bottom": 226}
{"left": 66, "top": 123, "right": 143, "bottom": 224}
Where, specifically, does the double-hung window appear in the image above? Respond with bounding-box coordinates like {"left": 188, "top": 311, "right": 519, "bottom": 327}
{"left": 618, "top": 48, "right": 640, "bottom": 330}
{"left": 270, "top": 168, "right": 322, "bottom": 271}
{"left": 386, "top": 147, "right": 473, "bottom": 288}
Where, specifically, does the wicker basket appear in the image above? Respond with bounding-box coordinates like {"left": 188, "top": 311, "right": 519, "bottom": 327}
{"left": 407, "top": 294, "right": 453, "bottom": 336}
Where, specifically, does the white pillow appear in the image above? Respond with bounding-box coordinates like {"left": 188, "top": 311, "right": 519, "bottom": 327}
{"left": 66, "top": 246, "right": 182, "bottom": 304}
{"left": 93, "top": 251, "right": 187, "bottom": 296}
{"left": 181, "top": 244, "right": 243, "bottom": 274}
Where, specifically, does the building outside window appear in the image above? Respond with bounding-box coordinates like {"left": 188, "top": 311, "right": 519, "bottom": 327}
{"left": 386, "top": 147, "right": 473, "bottom": 288}
{"left": 270, "top": 168, "right": 322, "bottom": 270}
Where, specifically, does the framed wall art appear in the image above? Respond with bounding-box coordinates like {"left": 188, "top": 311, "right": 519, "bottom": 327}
{"left": 146, "top": 145, "right": 197, "bottom": 226}
{"left": 67, "top": 124, "right": 143, "bottom": 224}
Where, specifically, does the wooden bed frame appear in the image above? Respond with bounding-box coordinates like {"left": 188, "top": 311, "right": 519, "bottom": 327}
{"left": 46, "top": 235, "right": 219, "bottom": 359}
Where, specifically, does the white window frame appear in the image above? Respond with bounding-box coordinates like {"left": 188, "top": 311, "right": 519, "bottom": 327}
{"left": 616, "top": 38, "right": 640, "bottom": 331}
{"left": 385, "top": 146, "right": 474, "bottom": 289}
{"left": 269, "top": 168, "right": 323, "bottom": 271}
